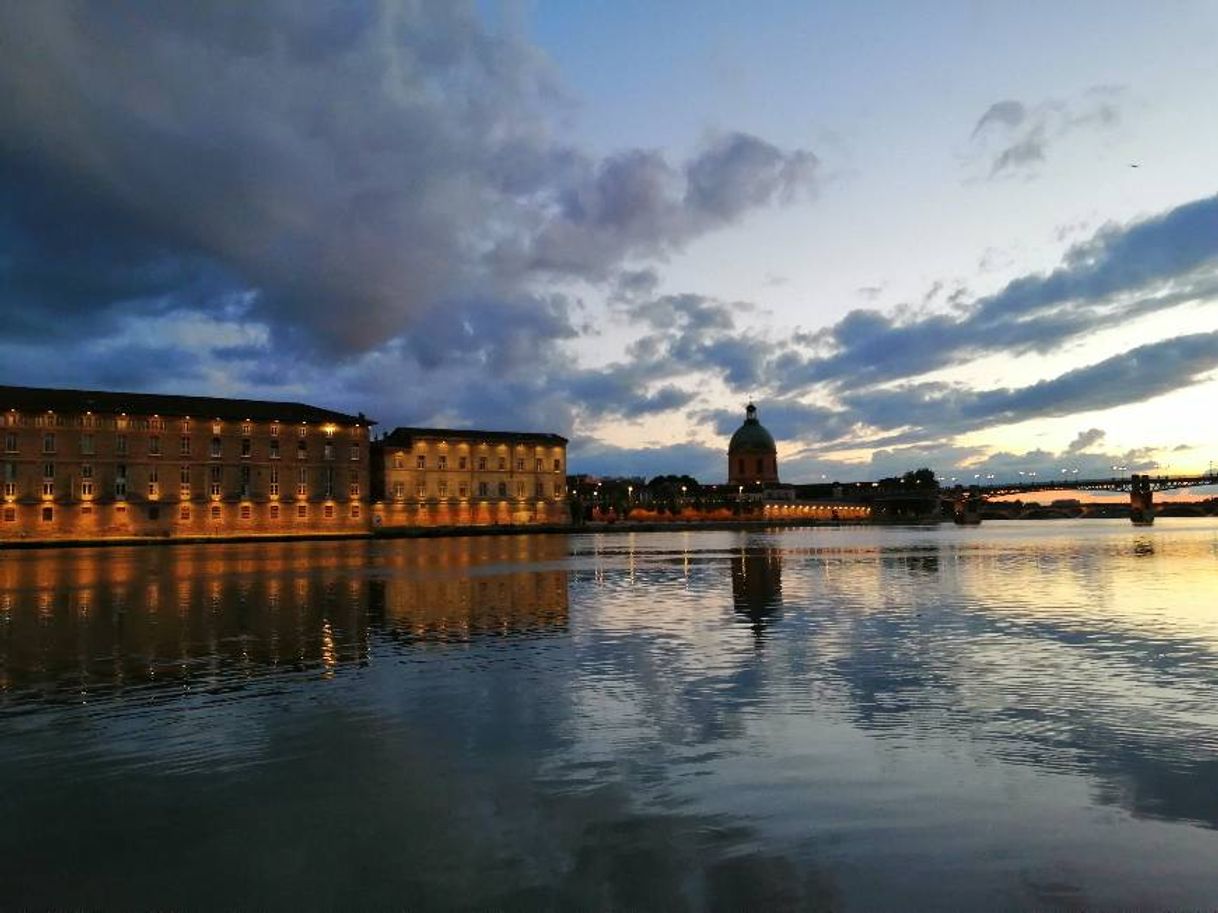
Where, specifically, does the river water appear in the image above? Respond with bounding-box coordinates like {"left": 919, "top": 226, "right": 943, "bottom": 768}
{"left": 2, "top": 521, "right": 1218, "bottom": 911}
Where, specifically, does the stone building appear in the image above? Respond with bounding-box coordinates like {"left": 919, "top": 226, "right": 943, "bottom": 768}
{"left": 371, "top": 427, "right": 569, "bottom": 529}
{"left": 1, "top": 385, "right": 372, "bottom": 542}
{"left": 727, "top": 402, "right": 779, "bottom": 486}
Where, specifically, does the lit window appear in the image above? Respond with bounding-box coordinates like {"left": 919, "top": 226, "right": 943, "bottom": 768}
{"left": 415, "top": 483, "right": 426, "bottom": 499}
{"left": 392, "top": 482, "right": 405, "bottom": 500}
{"left": 149, "top": 435, "right": 161, "bottom": 456}
{"left": 270, "top": 423, "right": 280, "bottom": 437}
{"left": 241, "top": 421, "right": 252, "bottom": 436}
{"left": 117, "top": 416, "right": 129, "bottom": 431}
{"left": 148, "top": 467, "right": 159, "bottom": 499}
{"left": 212, "top": 421, "right": 222, "bottom": 435}
{"left": 325, "top": 426, "right": 335, "bottom": 439}
{"left": 393, "top": 452, "right": 405, "bottom": 469}
{"left": 298, "top": 424, "right": 307, "bottom": 438}
{"left": 180, "top": 419, "right": 192, "bottom": 433}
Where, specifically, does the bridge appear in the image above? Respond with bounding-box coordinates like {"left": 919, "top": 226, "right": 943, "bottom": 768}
{"left": 946, "top": 473, "right": 1218, "bottom": 526}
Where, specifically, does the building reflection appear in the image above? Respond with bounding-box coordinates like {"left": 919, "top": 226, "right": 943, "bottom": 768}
{"left": 730, "top": 548, "right": 783, "bottom": 633}
{"left": 369, "top": 535, "right": 569, "bottom": 641}
{"left": 0, "top": 536, "right": 569, "bottom": 703}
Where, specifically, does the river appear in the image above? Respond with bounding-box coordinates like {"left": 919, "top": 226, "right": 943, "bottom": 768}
{"left": 2, "top": 521, "right": 1217, "bottom": 910}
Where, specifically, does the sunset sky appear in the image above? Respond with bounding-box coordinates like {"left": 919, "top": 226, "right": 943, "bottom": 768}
{"left": 3, "top": 1, "right": 1218, "bottom": 484}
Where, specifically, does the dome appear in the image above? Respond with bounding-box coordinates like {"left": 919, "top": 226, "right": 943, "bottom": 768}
{"left": 728, "top": 403, "right": 776, "bottom": 454}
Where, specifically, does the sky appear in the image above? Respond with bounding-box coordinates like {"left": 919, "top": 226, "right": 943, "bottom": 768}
{"left": 2, "top": 1, "right": 1218, "bottom": 484}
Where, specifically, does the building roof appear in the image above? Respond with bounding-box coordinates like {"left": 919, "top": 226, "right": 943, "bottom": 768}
{"left": 728, "top": 403, "right": 776, "bottom": 453}
{"left": 379, "top": 426, "right": 568, "bottom": 447}
{"left": 0, "top": 384, "right": 372, "bottom": 426}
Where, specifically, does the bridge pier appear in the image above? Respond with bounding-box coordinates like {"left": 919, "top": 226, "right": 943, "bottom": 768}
{"left": 1130, "top": 474, "right": 1154, "bottom": 526}
{"left": 953, "top": 488, "right": 983, "bottom": 526}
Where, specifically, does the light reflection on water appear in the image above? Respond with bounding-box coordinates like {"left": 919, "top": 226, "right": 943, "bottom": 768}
{"left": 2, "top": 521, "right": 1218, "bottom": 910}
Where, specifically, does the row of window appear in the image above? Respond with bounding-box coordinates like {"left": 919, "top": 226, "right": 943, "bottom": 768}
{"left": 5, "top": 432, "right": 360, "bottom": 461}
{"left": 390, "top": 480, "right": 563, "bottom": 500}
{"left": 5, "top": 463, "right": 361, "bottom": 501}
{"left": 3, "top": 414, "right": 360, "bottom": 438}
{"left": 3, "top": 503, "right": 362, "bottom": 523}
{"left": 394, "top": 453, "right": 563, "bottom": 472}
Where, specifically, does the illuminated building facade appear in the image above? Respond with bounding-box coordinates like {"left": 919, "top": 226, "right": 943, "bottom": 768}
{"left": 0, "top": 385, "right": 372, "bottom": 542}
{"left": 371, "top": 427, "right": 569, "bottom": 529}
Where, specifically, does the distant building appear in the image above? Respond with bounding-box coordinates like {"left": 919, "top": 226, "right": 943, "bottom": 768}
{"left": 371, "top": 427, "right": 569, "bottom": 529}
{"left": 1, "top": 385, "right": 372, "bottom": 542}
{"left": 728, "top": 402, "right": 779, "bottom": 486}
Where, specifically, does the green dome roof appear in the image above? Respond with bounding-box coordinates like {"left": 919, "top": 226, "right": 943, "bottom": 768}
{"left": 728, "top": 403, "right": 776, "bottom": 453}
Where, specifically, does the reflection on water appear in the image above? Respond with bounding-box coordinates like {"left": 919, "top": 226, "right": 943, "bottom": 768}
{"left": 3, "top": 522, "right": 1218, "bottom": 911}
{"left": 0, "top": 536, "right": 569, "bottom": 704}
{"left": 731, "top": 548, "right": 783, "bottom": 631}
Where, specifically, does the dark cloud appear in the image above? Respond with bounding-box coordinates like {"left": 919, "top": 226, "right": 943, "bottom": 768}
{"left": 0, "top": 1, "right": 815, "bottom": 360}
{"left": 969, "top": 90, "right": 1122, "bottom": 178}
{"left": 767, "top": 193, "right": 1218, "bottom": 394}
{"left": 568, "top": 440, "right": 725, "bottom": 481}
{"left": 1066, "top": 428, "right": 1106, "bottom": 453}
{"left": 496, "top": 134, "right": 817, "bottom": 279}
{"left": 971, "top": 100, "right": 1027, "bottom": 135}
